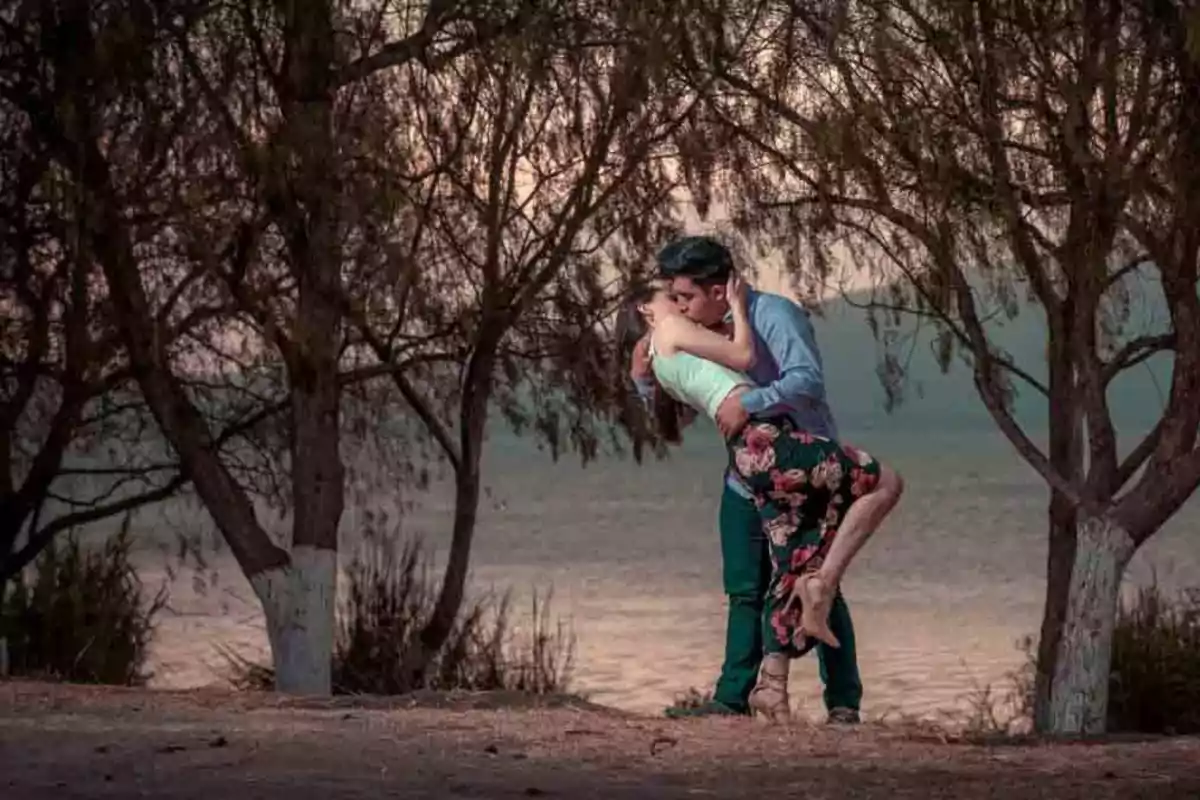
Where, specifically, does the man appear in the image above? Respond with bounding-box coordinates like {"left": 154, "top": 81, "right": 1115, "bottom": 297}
{"left": 631, "top": 235, "right": 863, "bottom": 724}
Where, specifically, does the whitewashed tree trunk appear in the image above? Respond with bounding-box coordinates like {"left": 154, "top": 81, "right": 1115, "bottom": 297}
{"left": 250, "top": 545, "right": 337, "bottom": 695}
{"left": 1048, "top": 514, "right": 1136, "bottom": 735}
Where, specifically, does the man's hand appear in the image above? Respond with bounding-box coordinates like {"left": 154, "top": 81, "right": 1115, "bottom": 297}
{"left": 714, "top": 392, "right": 750, "bottom": 438}
{"left": 630, "top": 334, "right": 653, "bottom": 381}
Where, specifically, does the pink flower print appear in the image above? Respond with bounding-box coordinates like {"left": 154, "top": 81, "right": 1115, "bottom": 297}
{"left": 769, "top": 469, "right": 808, "bottom": 507}
{"left": 744, "top": 423, "right": 780, "bottom": 451}
{"left": 823, "top": 504, "right": 841, "bottom": 528}
{"left": 763, "top": 512, "right": 797, "bottom": 547}
{"left": 809, "top": 463, "right": 827, "bottom": 489}
{"left": 774, "top": 572, "right": 797, "bottom": 600}
{"left": 843, "top": 444, "right": 874, "bottom": 467}
{"left": 770, "top": 607, "right": 794, "bottom": 645}
{"left": 769, "top": 490, "right": 807, "bottom": 508}
{"left": 822, "top": 456, "right": 845, "bottom": 489}
{"left": 790, "top": 543, "right": 819, "bottom": 570}
{"left": 734, "top": 425, "right": 777, "bottom": 476}
{"left": 772, "top": 468, "right": 808, "bottom": 492}
{"left": 735, "top": 445, "right": 776, "bottom": 476}
{"left": 850, "top": 467, "right": 878, "bottom": 497}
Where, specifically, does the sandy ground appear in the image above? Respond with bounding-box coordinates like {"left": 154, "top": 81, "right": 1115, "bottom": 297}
{"left": 2, "top": 682, "right": 1199, "bottom": 799}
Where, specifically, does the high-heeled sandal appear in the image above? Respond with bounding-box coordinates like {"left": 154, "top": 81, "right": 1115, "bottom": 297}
{"left": 748, "top": 653, "right": 791, "bottom": 722}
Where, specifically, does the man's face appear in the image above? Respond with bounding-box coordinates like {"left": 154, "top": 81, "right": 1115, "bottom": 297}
{"left": 670, "top": 276, "right": 728, "bottom": 328}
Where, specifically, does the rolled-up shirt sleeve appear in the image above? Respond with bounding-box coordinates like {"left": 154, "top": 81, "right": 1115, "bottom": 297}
{"left": 738, "top": 298, "right": 826, "bottom": 414}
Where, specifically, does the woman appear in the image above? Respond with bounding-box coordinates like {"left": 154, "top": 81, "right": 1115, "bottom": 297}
{"left": 621, "top": 275, "right": 904, "bottom": 721}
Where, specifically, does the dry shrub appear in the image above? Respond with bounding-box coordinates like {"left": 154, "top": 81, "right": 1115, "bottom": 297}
{"left": 1109, "top": 584, "right": 1200, "bottom": 735}
{"left": 0, "top": 523, "right": 165, "bottom": 686}
{"left": 226, "top": 538, "right": 574, "bottom": 696}
{"left": 956, "top": 583, "right": 1200, "bottom": 738}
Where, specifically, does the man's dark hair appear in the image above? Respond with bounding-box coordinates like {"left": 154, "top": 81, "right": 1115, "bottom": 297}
{"left": 655, "top": 236, "right": 733, "bottom": 287}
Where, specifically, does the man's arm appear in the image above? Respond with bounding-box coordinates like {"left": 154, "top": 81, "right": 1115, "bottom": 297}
{"left": 655, "top": 314, "right": 756, "bottom": 371}
{"left": 738, "top": 297, "right": 826, "bottom": 414}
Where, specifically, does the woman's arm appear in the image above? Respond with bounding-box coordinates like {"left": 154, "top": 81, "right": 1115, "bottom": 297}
{"left": 657, "top": 275, "right": 756, "bottom": 371}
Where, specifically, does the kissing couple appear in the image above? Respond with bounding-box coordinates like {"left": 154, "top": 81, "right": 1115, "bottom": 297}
{"left": 621, "top": 236, "right": 904, "bottom": 722}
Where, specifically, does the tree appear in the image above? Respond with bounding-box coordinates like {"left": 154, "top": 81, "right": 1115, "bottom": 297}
{"left": 155, "top": 0, "right": 676, "bottom": 693}
{"left": 2, "top": 0, "right": 688, "bottom": 694}
{"left": 343, "top": 2, "right": 696, "bottom": 684}
{"left": 678, "top": 0, "right": 1200, "bottom": 733}
{"left": 0, "top": 18, "right": 185, "bottom": 586}
{"left": 0, "top": 0, "right": 394, "bottom": 693}
{"left": 0, "top": 0, "right": 350, "bottom": 589}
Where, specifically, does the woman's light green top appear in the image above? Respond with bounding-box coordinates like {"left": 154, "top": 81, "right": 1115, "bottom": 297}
{"left": 649, "top": 335, "right": 750, "bottom": 419}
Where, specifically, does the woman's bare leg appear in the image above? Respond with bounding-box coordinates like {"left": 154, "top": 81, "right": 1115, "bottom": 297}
{"left": 798, "top": 465, "right": 904, "bottom": 647}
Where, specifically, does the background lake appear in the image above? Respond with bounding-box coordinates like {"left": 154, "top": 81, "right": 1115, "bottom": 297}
{"left": 116, "top": 295, "right": 1197, "bottom": 721}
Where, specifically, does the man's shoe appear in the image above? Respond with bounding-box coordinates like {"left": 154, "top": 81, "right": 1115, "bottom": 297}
{"left": 826, "top": 707, "right": 861, "bottom": 725}
{"left": 664, "top": 700, "right": 746, "bottom": 719}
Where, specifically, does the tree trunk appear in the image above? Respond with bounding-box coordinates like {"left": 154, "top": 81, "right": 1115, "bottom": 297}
{"left": 1035, "top": 321, "right": 1082, "bottom": 732}
{"left": 0, "top": 511, "right": 22, "bottom": 581}
{"left": 39, "top": 0, "right": 343, "bottom": 695}
{"left": 270, "top": 0, "right": 344, "bottom": 696}
{"left": 1047, "top": 514, "right": 1135, "bottom": 735}
{"left": 1033, "top": 493, "right": 1077, "bottom": 732}
{"left": 72, "top": 114, "right": 302, "bottom": 687}
{"left": 275, "top": 281, "right": 344, "bottom": 695}
{"left": 399, "top": 344, "right": 496, "bottom": 686}
{"left": 250, "top": 544, "right": 337, "bottom": 694}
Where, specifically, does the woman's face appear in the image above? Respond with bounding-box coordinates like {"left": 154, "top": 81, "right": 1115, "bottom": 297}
{"left": 638, "top": 280, "right": 680, "bottom": 327}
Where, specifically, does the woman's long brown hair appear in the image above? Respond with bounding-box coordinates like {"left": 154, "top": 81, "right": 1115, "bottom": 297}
{"left": 617, "top": 283, "right": 684, "bottom": 444}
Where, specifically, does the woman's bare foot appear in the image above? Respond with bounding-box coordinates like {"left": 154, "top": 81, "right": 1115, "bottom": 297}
{"left": 797, "top": 574, "right": 840, "bottom": 648}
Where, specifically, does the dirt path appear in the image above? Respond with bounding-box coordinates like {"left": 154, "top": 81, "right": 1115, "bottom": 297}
{"left": 2, "top": 682, "right": 1198, "bottom": 799}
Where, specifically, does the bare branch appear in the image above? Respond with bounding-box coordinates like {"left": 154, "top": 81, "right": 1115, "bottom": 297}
{"left": 1102, "top": 334, "right": 1176, "bottom": 384}
{"left": 1, "top": 474, "right": 188, "bottom": 583}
